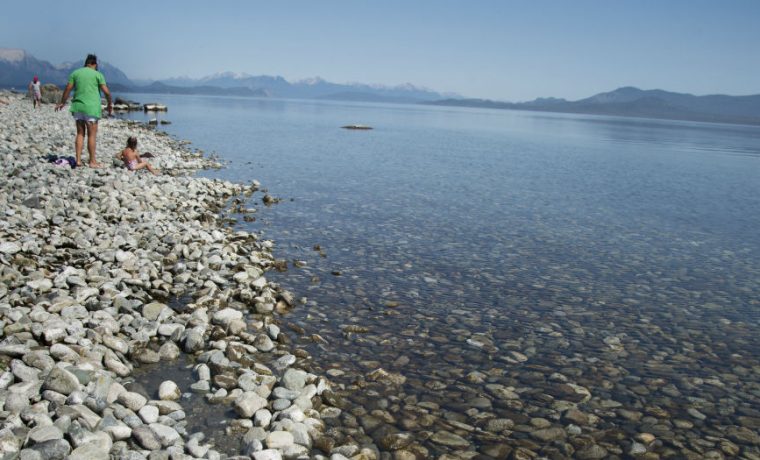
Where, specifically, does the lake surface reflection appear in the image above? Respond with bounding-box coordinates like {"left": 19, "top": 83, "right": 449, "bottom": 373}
{"left": 126, "top": 94, "right": 760, "bottom": 457}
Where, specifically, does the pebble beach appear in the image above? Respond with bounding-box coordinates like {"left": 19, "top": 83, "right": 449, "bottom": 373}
{"left": 0, "top": 91, "right": 352, "bottom": 460}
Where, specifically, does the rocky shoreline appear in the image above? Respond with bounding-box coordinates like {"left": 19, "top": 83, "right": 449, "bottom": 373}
{"left": 0, "top": 92, "right": 351, "bottom": 460}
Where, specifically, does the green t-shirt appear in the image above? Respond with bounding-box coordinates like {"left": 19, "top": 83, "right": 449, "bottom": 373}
{"left": 68, "top": 67, "right": 106, "bottom": 118}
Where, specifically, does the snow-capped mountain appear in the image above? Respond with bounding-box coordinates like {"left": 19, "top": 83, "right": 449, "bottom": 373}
{"left": 0, "top": 48, "right": 134, "bottom": 87}
{"left": 1, "top": 48, "right": 453, "bottom": 102}
{"left": 156, "top": 73, "right": 449, "bottom": 102}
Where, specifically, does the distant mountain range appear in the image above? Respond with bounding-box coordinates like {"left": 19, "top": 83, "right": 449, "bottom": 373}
{"left": 0, "top": 48, "right": 447, "bottom": 103}
{"left": 2, "top": 48, "right": 759, "bottom": 125}
{"left": 427, "top": 87, "right": 760, "bottom": 126}
{"left": 158, "top": 72, "right": 450, "bottom": 101}
{"left": 0, "top": 48, "right": 133, "bottom": 87}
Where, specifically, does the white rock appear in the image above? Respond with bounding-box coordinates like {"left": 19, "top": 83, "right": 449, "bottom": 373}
{"left": 158, "top": 380, "right": 181, "bottom": 401}
{"left": 253, "top": 449, "right": 282, "bottom": 460}
{"left": 149, "top": 423, "right": 181, "bottom": 447}
{"left": 234, "top": 391, "right": 268, "bottom": 418}
{"left": 0, "top": 242, "right": 21, "bottom": 254}
{"left": 27, "top": 278, "right": 53, "bottom": 292}
{"left": 212, "top": 308, "right": 243, "bottom": 327}
{"left": 117, "top": 391, "right": 147, "bottom": 411}
{"left": 138, "top": 405, "right": 160, "bottom": 424}
{"left": 265, "top": 431, "right": 294, "bottom": 449}
{"left": 254, "top": 409, "right": 272, "bottom": 428}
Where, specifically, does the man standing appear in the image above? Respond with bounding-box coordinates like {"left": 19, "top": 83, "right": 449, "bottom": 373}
{"left": 28, "top": 76, "right": 41, "bottom": 108}
{"left": 55, "top": 54, "right": 113, "bottom": 168}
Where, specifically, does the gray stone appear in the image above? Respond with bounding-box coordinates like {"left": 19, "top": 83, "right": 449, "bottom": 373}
{"left": 282, "top": 369, "right": 307, "bottom": 392}
{"left": 151, "top": 400, "right": 183, "bottom": 415}
{"left": 148, "top": 400, "right": 181, "bottom": 416}
{"left": 195, "top": 364, "right": 211, "bottom": 381}
{"left": 4, "top": 392, "right": 30, "bottom": 413}
{"left": 68, "top": 442, "right": 109, "bottom": 460}
{"left": 28, "top": 425, "right": 64, "bottom": 444}
{"left": 158, "top": 381, "right": 181, "bottom": 401}
{"left": 212, "top": 308, "right": 243, "bottom": 327}
{"left": 49, "top": 344, "right": 80, "bottom": 362}
{"left": 132, "top": 425, "right": 162, "bottom": 450}
{"left": 183, "top": 328, "right": 205, "bottom": 353}
{"left": 139, "top": 405, "right": 160, "bottom": 424}
{"left": 252, "top": 450, "right": 282, "bottom": 460}
{"left": 117, "top": 391, "right": 148, "bottom": 411}
{"left": 42, "top": 367, "right": 80, "bottom": 395}
{"left": 0, "top": 242, "right": 21, "bottom": 254}
{"left": 27, "top": 439, "right": 70, "bottom": 460}
{"left": 149, "top": 423, "right": 181, "bottom": 447}
{"left": 530, "top": 427, "right": 567, "bottom": 442}
{"left": 102, "top": 335, "right": 129, "bottom": 354}
{"left": 143, "top": 303, "right": 169, "bottom": 322}
{"left": 234, "top": 391, "right": 268, "bottom": 418}
{"left": 430, "top": 430, "right": 470, "bottom": 448}
{"left": 265, "top": 431, "right": 294, "bottom": 449}
{"left": 271, "top": 354, "right": 296, "bottom": 372}
{"left": 0, "top": 427, "right": 23, "bottom": 457}
{"left": 289, "top": 423, "right": 311, "bottom": 448}
{"left": 576, "top": 445, "right": 609, "bottom": 460}
{"left": 253, "top": 334, "right": 275, "bottom": 352}
{"left": 0, "top": 345, "right": 30, "bottom": 358}
{"left": 272, "top": 387, "right": 299, "bottom": 400}
{"left": 190, "top": 380, "right": 210, "bottom": 393}
{"left": 272, "top": 399, "right": 291, "bottom": 411}
{"left": 23, "top": 352, "right": 55, "bottom": 373}
{"left": 69, "top": 404, "right": 102, "bottom": 431}
{"left": 281, "top": 444, "right": 309, "bottom": 458}
{"left": 27, "top": 278, "right": 53, "bottom": 291}
{"left": 254, "top": 409, "right": 272, "bottom": 428}
{"left": 158, "top": 342, "right": 180, "bottom": 361}
{"left": 727, "top": 426, "right": 760, "bottom": 445}
{"left": 60, "top": 305, "right": 89, "bottom": 320}
{"left": 19, "top": 448, "right": 45, "bottom": 460}
{"left": 12, "top": 360, "right": 41, "bottom": 382}
{"left": 98, "top": 414, "right": 132, "bottom": 440}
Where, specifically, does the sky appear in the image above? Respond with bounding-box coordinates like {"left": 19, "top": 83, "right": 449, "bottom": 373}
{"left": 2, "top": 0, "right": 759, "bottom": 101}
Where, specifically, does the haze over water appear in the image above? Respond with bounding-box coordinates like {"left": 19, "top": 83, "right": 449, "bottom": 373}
{"left": 126, "top": 94, "right": 760, "bottom": 456}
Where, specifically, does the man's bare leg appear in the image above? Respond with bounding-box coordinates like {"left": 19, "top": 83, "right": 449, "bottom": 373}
{"left": 86, "top": 121, "right": 102, "bottom": 168}
{"left": 75, "top": 121, "right": 86, "bottom": 167}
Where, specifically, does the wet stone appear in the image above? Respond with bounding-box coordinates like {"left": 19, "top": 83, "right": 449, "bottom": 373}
{"left": 530, "top": 427, "right": 567, "bottom": 442}
{"left": 430, "top": 430, "right": 469, "bottom": 448}
{"left": 576, "top": 444, "right": 608, "bottom": 459}
{"left": 726, "top": 426, "right": 760, "bottom": 445}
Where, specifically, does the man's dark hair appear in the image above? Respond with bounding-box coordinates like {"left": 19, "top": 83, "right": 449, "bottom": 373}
{"left": 127, "top": 136, "right": 137, "bottom": 149}
{"left": 85, "top": 54, "right": 98, "bottom": 66}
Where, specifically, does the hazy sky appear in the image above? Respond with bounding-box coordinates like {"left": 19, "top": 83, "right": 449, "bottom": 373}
{"left": 2, "top": 0, "right": 758, "bottom": 101}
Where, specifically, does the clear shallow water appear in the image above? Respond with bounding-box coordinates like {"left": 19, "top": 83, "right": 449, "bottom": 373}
{"left": 122, "top": 95, "right": 760, "bottom": 457}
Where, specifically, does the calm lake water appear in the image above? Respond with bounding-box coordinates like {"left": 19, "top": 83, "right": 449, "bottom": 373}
{"left": 124, "top": 94, "right": 760, "bottom": 457}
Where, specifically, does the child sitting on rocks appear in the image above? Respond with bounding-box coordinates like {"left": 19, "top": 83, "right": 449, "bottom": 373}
{"left": 116, "top": 136, "right": 159, "bottom": 175}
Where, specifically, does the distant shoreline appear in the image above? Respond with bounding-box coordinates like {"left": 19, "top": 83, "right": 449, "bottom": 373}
{"left": 4, "top": 83, "right": 759, "bottom": 128}
{"left": 423, "top": 98, "right": 760, "bottom": 128}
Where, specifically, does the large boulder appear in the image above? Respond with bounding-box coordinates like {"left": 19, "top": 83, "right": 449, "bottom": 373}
{"left": 40, "top": 84, "right": 63, "bottom": 104}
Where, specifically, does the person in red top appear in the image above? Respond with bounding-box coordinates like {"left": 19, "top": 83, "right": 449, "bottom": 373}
{"left": 28, "top": 76, "right": 41, "bottom": 109}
